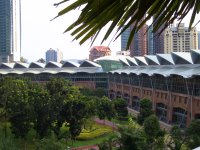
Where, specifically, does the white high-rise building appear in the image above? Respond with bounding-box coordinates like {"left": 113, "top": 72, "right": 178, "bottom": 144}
{"left": 0, "top": 0, "right": 21, "bottom": 63}
{"left": 164, "top": 23, "right": 198, "bottom": 53}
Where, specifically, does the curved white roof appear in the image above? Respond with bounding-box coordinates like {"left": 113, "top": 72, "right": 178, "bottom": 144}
{"left": 29, "top": 62, "right": 45, "bottom": 68}
{"left": 0, "top": 63, "right": 15, "bottom": 69}
{"left": 14, "top": 62, "right": 29, "bottom": 69}
{"left": 62, "top": 61, "right": 80, "bottom": 67}
{"left": 172, "top": 52, "right": 193, "bottom": 64}
{"left": 134, "top": 56, "right": 148, "bottom": 66}
{"left": 0, "top": 51, "right": 200, "bottom": 78}
{"left": 80, "top": 60, "right": 101, "bottom": 67}
{"left": 45, "top": 61, "right": 62, "bottom": 68}
{"left": 144, "top": 55, "right": 160, "bottom": 65}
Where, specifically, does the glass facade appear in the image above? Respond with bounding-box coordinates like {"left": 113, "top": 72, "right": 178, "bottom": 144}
{"left": 98, "top": 60, "right": 123, "bottom": 72}
{"left": 121, "top": 26, "right": 131, "bottom": 51}
{"left": 0, "top": 0, "right": 21, "bottom": 62}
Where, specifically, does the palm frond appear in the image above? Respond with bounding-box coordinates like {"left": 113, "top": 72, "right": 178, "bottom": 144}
{"left": 54, "top": 0, "right": 200, "bottom": 47}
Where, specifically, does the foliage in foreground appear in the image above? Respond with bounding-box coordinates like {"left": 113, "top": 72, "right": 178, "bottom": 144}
{"left": 54, "top": 0, "right": 199, "bottom": 48}
{"left": 35, "top": 133, "right": 65, "bottom": 150}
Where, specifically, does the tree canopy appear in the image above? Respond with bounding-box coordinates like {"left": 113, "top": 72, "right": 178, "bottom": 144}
{"left": 54, "top": 0, "right": 200, "bottom": 48}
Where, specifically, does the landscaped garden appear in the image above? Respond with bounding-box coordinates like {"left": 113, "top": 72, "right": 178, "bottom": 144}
{"left": 1, "top": 78, "right": 200, "bottom": 150}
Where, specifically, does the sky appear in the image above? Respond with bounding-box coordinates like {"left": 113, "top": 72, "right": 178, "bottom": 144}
{"left": 21, "top": 0, "right": 121, "bottom": 62}
{"left": 21, "top": 0, "right": 200, "bottom": 62}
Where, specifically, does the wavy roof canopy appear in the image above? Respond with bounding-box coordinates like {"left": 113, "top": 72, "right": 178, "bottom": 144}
{"left": 95, "top": 50, "right": 200, "bottom": 66}
{"left": 0, "top": 60, "right": 102, "bottom": 75}
{"left": 107, "top": 50, "right": 200, "bottom": 78}
{"left": 29, "top": 62, "right": 45, "bottom": 68}
{"left": 0, "top": 63, "right": 15, "bottom": 69}
{"left": 1, "top": 50, "right": 200, "bottom": 78}
{"left": 62, "top": 61, "right": 80, "bottom": 67}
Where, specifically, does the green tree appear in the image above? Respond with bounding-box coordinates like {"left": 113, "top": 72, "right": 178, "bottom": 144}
{"left": 137, "top": 98, "right": 153, "bottom": 125}
{"left": 35, "top": 133, "right": 65, "bottom": 150}
{"left": 20, "top": 57, "right": 28, "bottom": 63}
{"left": 5, "top": 79, "right": 32, "bottom": 139}
{"left": 97, "top": 96, "right": 115, "bottom": 120}
{"left": 80, "top": 88, "right": 106, "bottom": 98}
{"left": 28, "top": 83, "right": 51, "bottom": 138}
{"left": 143, "top": 115, "right": 165, "bottom": 149}
{"left": 186, "top": 119, "right": 200, "bottom": 149}
{"left": 46, "top": 78, "right": 72, "bottom": 136}
{"left": 113, "top": 98, "right": 128, "bottom": 120}
{"left": 166, "top": 125, "right": 186, "bottom": 150}
{"left": 119, "top": 125, "right": 147, "bottom": 150}
{"left": 61, "top": 97, "right": 88, "bottom": 140}
{"left": 54, "top": 1, "right": 198, "bottom": 48}
{"left": 46, "top": 78, "right": 89, "bottom": 140}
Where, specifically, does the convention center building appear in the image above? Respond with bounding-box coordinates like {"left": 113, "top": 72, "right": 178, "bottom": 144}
{"left": 1, "top": 50, "right": 200, "bottom": 128}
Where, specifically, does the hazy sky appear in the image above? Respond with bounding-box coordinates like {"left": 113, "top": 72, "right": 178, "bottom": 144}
{"left": 21, "top": 0, "right": 121, "bottom": 62}
{"left": 21, "top": 0, "right": 200, "bottom": 62}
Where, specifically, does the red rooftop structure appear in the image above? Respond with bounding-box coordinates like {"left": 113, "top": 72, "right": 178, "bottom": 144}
{"left": 89, "top": 46, "right": 111, "bottom": 61}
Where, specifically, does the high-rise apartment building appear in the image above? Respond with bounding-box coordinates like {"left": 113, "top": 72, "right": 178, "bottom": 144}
{"left": 121, "top": 26, "right": 131, "bottom": 51}
{"left": 0, "top": 0, "right": 21, "bottom": 63}
{"left": 147, "top": 25, "right": 154, "bottom": 55}
{"left": 164, "top": 23, "right": 198, "bottom": 53}
{"left": 46, "top": 48, "right": 63, "bottom": 63}
{"left": 129, "top": 18, "right": 148, "bottom": 57}
{"left": 153, "top": 27, "right": 165, "bottom": 54}
{"left": 120, "top": 16, "right": 148, "bottom": 57}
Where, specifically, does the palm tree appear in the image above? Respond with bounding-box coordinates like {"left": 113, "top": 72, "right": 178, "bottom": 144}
{"left": 54, "top": 0, "right": 199, "bottom": 48}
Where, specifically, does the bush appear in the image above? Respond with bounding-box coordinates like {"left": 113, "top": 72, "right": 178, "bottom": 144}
{"left": 35, "top": 133, "right": 65, "bottom": 150}
{"left": 76, "top": 124, "right": 113, "bottom": 140}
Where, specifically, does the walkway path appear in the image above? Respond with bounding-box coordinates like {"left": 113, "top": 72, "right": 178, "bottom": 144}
{"left": 94, "top": 118, "right": 118, "bottom": 130}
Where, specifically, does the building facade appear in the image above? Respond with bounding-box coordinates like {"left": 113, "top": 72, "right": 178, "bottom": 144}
{"left": 147, "top": 25, "right": 154, "bottom": 55}
{"left": 0, "top": 0, "right": 21, "bottom": 63}
{"left": 198, "top": 32, "right": 200, "bottom": 49}
{"left": 89, "top": 46, "right": 111, "bottom": 61}
{"left": 121, "top": 26, "right": 131, "bottom": 51}
{"left": 45, "top": 48, "right": 63, "bottom": 63}
{"left": 164, "top": 23, "right": 198, "bottom": 53}
{"left": 130, "top": 23, "right": 148, "bottom": 57}
{"left": 1, "top": 50, "right": 200, "bottom": 128}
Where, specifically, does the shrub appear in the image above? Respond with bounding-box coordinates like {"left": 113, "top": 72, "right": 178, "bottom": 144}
{"left": 76, "top": 124, "right": 113, "bottom": 140}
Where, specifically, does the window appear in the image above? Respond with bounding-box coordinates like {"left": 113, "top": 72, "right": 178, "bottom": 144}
{"left": 184, "top": 97, "right": 187, "bottom": 104}
{"left": 179, "top": 97, "right": 182, "bottom": 103}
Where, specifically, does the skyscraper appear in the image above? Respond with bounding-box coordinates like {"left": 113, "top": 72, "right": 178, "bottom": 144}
{"left": 0, "top": 0, "right": 21, "bottom": 63}
{"left": 164, "top": 23, "right": 198, "bottom": 53}
{"left": 129, "top": 21, "right": 148, "bottom": 57}
{"left": 46, "top": 48, "right": 63, "bottom": 63}
{"left": 152, "top": 16, "right": 165, "bottom": 54}
{"left": 147, "top": 25, "right": 154, "bottom": 55}
{"left": 120, "top": 16, "right": 148, "bottom": 57}
{"left": 121, "top": 26, "right": 131, "bottom": 51}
